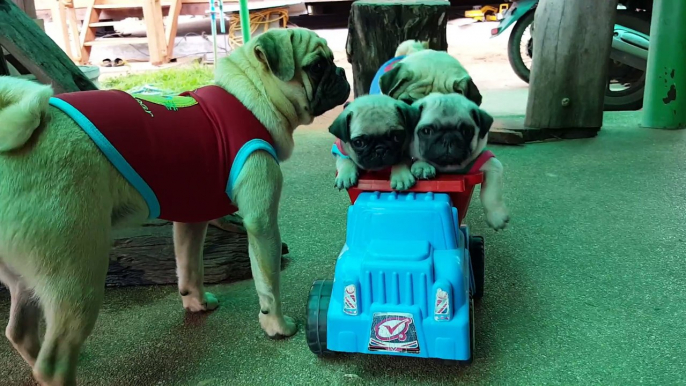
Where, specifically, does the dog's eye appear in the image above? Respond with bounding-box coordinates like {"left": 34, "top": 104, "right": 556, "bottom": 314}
{"left": 352, "top": 139, "right": 366, "bottom": 148}
{"left": 420, "top": 126, "right": 433, "bottom": 135}
{"left": 312, "top": 61, "right": 325, "bottom": 73}
{"left": 391, "top": 133, "right": 401, "bottom": 142}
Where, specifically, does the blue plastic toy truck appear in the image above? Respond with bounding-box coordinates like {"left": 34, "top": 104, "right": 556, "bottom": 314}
{"left": 306, "top": 171, "right": 486, "bottom": 362}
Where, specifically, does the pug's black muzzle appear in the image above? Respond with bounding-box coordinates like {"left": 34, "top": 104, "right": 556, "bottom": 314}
{"left": 312, "top": 67, "right": 350, "bottom": 117}
{"left": 355, "top": 145, "right": 403, "bottom": 170}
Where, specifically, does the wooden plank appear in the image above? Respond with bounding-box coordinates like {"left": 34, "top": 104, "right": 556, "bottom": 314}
{"left": 78, "top": 0, "right": 99, "bottom": 64}
{"left": 490, "top": 118, "right": 600, "bottom": 144}
{"left": 141, "top": 0, "right": 166, "bottom": 65}
{"left": 50, "top": 0, "right": 74, "bottom": 59}
{"left": 83, "top": 36, "right": 149, "bottom": 45}
{"left": 0, "top": 0, "right": 97, "bottom": 93}
{"left": 524, "top": 0, "right": 619, "bottom": 131}
{"left": 165, "top": 0, "right": 182, "bottom": 60}
{"left": 106, "top": 220, "right": 291, "bottom": 287}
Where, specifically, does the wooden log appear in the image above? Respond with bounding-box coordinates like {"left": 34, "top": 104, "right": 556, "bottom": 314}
{"left": 0, "top": 0, "right": 98, "bottom": 93}
{"left": 524, "top": 0, "right": 619, "bottom": 131}
{"left": 107, "top": 219, "right": 290, "bottom": 287}
{"left": 346, "top": 0, "right": 450, "bottom": 97}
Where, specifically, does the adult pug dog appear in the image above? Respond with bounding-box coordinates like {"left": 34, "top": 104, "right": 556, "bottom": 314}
{"left": 410, "top": 93, "right": 509, "bottom": 230}
{"left": 0, "top": 28, "right": 349, "bottom": 386}
{"left": 329, "top": 95, "right": 419, "bottom": 190}
{"left": 375, "top": 40, "right": 483, "bottom": 106}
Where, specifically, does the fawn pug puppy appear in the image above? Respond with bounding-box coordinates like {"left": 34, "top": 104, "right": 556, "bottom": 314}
{"left": 376, "top": 41, "right": 483, "bottom": 106}
{"left": 0, "top": 27, "right": 349, "bottom": 385}
{"left": 410, "top": 93, "right": 510, "bottom": 230}
{"left": 330, "top": 94, "right": 419, "bottom": 190}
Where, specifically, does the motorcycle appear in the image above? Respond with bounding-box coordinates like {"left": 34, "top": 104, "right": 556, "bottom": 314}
{"left": 490, "top": 0, "right": 652, "bottom": 111}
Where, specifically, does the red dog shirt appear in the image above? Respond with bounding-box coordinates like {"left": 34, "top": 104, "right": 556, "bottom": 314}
{"left": 50, "top": 86, "right": 277, "bottom": 223}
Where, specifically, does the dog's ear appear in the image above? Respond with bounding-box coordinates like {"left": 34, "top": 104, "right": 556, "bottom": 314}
{"left": 471, "top": 107, "right": 494, "bottom": 139}
{"left": 253, "top": 30, "right": 295, "bottom": 82}
{"left": 396, "top": 100, "right": 420, "bottom": 134}
{"left": 329, "top": 108, "right": 352, "bottom": 142}
{"left": 454, "top": 77, "right": 483, "bottom": 106}
{"left": 379, "top": 64, "right": 411, "bottom": 97}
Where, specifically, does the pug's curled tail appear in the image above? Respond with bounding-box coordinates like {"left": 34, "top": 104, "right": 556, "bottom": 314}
{"left": 0, "top": 77, "right": 53, "bottom": 152}
{"left": 395, "top": 40, "right": 430, "bottom": 57}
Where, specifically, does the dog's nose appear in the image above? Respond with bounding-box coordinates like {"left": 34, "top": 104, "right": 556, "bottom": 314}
{"left": 336, "top": 67, "right": 347, "bottom": 79}
{"left": 375, "top": 147, "right": 386, "bottom": 156}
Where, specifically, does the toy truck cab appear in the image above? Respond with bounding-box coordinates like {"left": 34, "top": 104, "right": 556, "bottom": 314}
{"left": 307, "top": 172, "right": 486, "bottom": 362}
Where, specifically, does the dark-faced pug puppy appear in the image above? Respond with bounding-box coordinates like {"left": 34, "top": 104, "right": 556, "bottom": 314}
{"left": 329, "top": 94, "right": 419, "bottom": 190}
{"left": 379, "top": 49, "right": 482, "bottom": 106}
{"left": 410, "top": 93, "right": 510, "bottom": 230}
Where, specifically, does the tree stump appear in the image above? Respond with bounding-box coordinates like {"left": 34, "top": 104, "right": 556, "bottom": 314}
{"left": 0, "top": 0, "right": 97, "bottom": 93}
{"left": 107, "top": 218, "right": 290, "bottom": 287}
{"left": 346, "top": 0, "right": 450, "bottom": 97}
{"left": 524, "top": 0, "right": 619, "bottom": 132}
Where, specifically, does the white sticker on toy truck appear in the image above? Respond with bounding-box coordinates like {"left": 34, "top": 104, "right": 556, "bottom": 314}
{"left": 368, "top": 312, "right": 420, "bottom": 354}
{"left": 434, "top": 288, "right": 450, "bottom": 321}
{"left": 343, "top": 284, "right": 358, "bottom": 315}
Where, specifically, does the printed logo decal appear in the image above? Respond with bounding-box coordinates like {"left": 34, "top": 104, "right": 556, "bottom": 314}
{"left": 368, "top": 312, "right": 420, "bottom": 354}
{"left": 343, "top": 284, "right": 358, "bottom": 316}
{"left": 133, "top": 94, "right": 198, "bottom": 115}
{"left": 434, "top": 288, "right": 450, "bottom": 321}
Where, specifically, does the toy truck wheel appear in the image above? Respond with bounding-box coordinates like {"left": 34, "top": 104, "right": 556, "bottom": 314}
{"left": 467, "top": 298, "right": 475, "bottom": 364}
{"left": 306, "top": 279, "right": 334, "bottom": 356}
{"left": 469, "top": 235, "right": 485, "bottom": 300}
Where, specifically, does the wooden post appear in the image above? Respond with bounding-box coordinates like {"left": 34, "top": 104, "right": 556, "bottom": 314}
{"left": 346, "top": 0, "right": 449, "bottom": 97}
{"left": 524, "top": 0, "right": 619, "bottom": 133}
{"left": 0, "top": 0, "right": 97, "bottom": 93}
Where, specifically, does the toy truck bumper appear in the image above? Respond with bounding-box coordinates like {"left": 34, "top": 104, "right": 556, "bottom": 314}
{"left": 326, "top": 301, "right": 471, "bottom": 360}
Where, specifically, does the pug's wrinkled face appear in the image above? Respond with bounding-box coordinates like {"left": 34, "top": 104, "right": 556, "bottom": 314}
{"left": 379, "top": 50, "right": 482, "bottom": 106}
{"left": 329, "top": 95, "right": 419, "bottom": 170}
{"left": 411, "top": 93, "right": 494, "bottom": 172}
{"left": 246, "top": 28, "right": 351, "bottom": 125}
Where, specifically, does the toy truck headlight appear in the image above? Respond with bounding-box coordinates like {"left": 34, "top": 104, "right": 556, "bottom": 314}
{"left": 343, "top": 284, "right": 359, "bottom": 316}
{"left": 434, "top": 288, "right": 451, "bottom": 321}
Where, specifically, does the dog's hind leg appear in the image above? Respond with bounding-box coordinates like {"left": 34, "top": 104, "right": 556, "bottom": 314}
{"left": 233, "top": 152, "right": 297, "bottom": 338}
{"left": 0, "top": 261, "right": 42, "bottom": 367}
{"left": 30, "top": 233, "right": 110, "bottom": 386}
{"left": 173, "top": 221, "right": 219, "bottom": 312}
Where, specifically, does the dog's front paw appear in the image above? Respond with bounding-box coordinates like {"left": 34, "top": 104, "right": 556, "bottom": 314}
{"left": 260, "top": 313, "right": 298, "bottom": 339}
{"left": 411, "top": 161, "right": 436, "bottom": 180}
{"left": 485, "top": 206, "right": 510, "bottom": 230}
{"left": 182, "top": 291, "right": 219, "bottom": 312}
{"left": 391, "top": 166, "right": 416, "bottom": 190}
{"left": 334, "top": 168, "right": 358, "bottom": 190}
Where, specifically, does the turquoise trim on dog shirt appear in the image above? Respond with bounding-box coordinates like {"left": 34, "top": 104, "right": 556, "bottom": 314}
{"left": 49, "top": 97, "right": 162, "bottom": 219}
{"left": 226, "top": 139, "right": 279, "bottom": 201}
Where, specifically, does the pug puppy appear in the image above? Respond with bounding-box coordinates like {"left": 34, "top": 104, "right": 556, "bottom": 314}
{"left": 330, "top": 94, "right": 419, "bottom": 190}
{"left": 378, "top": 49, "right": 483, "bottom": 106}
{"left": 410, "top": 93, "right": 510, "bottom": 230}
{"left": 0, "top": 28, "right": 349, "bottom": 385}
{"left": 394, "top": 39, "right": 429, "bottom": 57}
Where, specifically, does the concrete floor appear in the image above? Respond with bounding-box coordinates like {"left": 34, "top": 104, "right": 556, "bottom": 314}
{"left": 2, "top": 99, "right": 686, "bottom": 385}
{"left": 3, "top": 19, "right": 686, "bottom": 386}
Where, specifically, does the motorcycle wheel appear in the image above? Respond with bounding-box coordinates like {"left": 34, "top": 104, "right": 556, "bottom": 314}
{"left": 507, "top": 10, "right": 535, "bottom": 83}
{"left": 603, "top": 10, "right": 651, "bottom": 111}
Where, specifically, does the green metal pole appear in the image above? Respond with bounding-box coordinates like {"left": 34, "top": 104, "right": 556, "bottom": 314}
{"left": 641, "top": 0, "right": 686, "bottom": 129}
{"left": 239, "top": 0, "right": 251, "bottom": 44}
